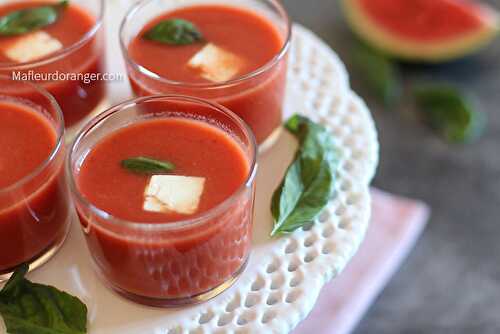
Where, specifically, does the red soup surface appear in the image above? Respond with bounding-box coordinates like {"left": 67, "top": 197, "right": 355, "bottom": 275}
{"left": 0, "top": 1, "right": 105, "bottom": 127}
{"left": 76, "top": 117, "right": 254, "bottom": 299}
{"left": 128, "top": 5, "right": 288, "bottom": 144}
{"left": 0, "top": 100, "right": 69, "bottom": 273}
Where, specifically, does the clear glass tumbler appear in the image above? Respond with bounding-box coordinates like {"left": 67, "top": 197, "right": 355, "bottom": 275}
{"left": 0, "top": 76, "right": 70, "bottom": 281}
{"left": 0, "top": 0, "right": 107, "bottom": 136}
{"left": 68, "top": 94, "right": 258, "bottom": 306}
{"left": 120, "top": 0, "right": 291, "bottom": 151}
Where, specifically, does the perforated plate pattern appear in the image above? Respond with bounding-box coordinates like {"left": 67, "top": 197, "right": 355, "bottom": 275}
{"left": 159, "top": 24, "right": 379, "bottom": 333}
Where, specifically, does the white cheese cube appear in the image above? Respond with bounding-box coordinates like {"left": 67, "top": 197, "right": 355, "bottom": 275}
{"left": 143, "top": 196, "right": 166, "bottom": 213}
{"left": 143, "top": 175, "right": 206, "bottom": 215}
{"left": 4, "top": 31, "right": 63, "bottom": 63}
{"left": 187, "top": 43, "right": 244, "bottom": 83}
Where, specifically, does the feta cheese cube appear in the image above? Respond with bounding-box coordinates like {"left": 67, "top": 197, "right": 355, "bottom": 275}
{"left": 187, "top": 43, "right": 244, "bottom": 83}
{"left": 143, "top": 175, "right": 206, "bottom": 215}
{"left": 4, "top": 31, "right": 63, "bottom": 63}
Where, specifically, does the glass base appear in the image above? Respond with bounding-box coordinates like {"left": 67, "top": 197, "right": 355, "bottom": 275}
{"left": 95, "top": 256, "right": 250, "bottom": 307}
{"left": 65, "top": 98, "right": 111, "bottom": 144}
{"left": 258, "top": 126, "right": 283, "bottom": 154}
{"left": 0, "top": 218, "right": 71, "bottom": 282}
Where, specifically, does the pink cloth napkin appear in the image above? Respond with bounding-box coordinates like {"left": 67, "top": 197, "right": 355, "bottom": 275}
{"left": 293, "top": 188, "right": 430, "bottom": 334}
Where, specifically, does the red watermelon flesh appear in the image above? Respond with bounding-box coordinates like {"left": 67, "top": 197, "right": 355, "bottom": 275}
{"left": 342, "top": 0, "right": 500, "bottom": 61}
{"left": 359, "top": 0, "right": 487, "bottom": 41}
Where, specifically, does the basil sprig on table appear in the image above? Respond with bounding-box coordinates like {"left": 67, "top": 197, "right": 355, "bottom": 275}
{"left": 414, "top": 85, "right": 486, "bottom": 143}
{"left": 271, "top": 115, "right": 337, "bottom": 236}
{"left": 143, "top": 18, "right": 204, "bottom": 45}
{"left": 121, "top": 156, "right": 175, "bottom": 175}
{"left": 350, "top": 41, "right": 401, "bottom": 107}
{"left": 0, "top": 264, "right": 87, "bottom": 334}
{"left": 0, "top": 0, "right": 69, "bottom": 36}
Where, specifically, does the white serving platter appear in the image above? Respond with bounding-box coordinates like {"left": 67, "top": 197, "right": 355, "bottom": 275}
{"left": 0, "top": 2, "right": 378, "bottom": 333}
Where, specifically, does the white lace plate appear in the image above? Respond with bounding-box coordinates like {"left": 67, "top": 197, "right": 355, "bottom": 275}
{"left": 0, "top": 4, "right": 379, "bottom": 333}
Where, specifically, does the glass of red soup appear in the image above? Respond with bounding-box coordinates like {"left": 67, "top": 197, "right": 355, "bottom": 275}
{"left": 120, "top": 0, "right": 291, "bottom": 151}
{"left": 68, "top": 95, "right": 258, "bottom": 306}
{"left": 0, "top": 0, "right": 106, "bottom": 134}
{"left": 0, "top": 76, "right": 70, "bottom": 281}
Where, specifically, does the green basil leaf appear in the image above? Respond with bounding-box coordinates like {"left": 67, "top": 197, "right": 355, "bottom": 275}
{"left": 143, "top": 18, "right": 203, "bottom": 45}
{"left": 0, "top": 1, "right": 68, "bottom": 36}
{"left": 0, "top": 265, "right": 28, "bottom": 298}
{"left": 350, "top": 41, "right": 401, "bottom": 106}
{"left": 271, "top": 115, "right": 337, "bottom": 236}
{"left": 0, "top": 264, "right": 87, "bottom": 334}
{"left": 121, "top": 156, "right": 175, "bottom": 175}
{"left": 414, "top": 84, "right": 485, "bottom": 143}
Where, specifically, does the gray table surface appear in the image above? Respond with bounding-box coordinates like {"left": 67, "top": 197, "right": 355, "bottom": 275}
{"left": 283, "top": 0, "right": 500, "bottom": 333}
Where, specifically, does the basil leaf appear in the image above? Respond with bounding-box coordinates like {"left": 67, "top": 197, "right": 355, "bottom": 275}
{"left": 414, "top": 84, "right": 485, "bottom": 143}
{"left": 351, "top": 41, "right": 401, "bottom": 106}
{"left": 0, "top": 1, "right": 68, "bottom": 36}
{"left": 271, "top": 115, "right": 337, "bottom": 236}
{"left": 121, "top": 156, "right": 175, "bottom": 175}
{"left": 143, "top": 18, "right": 203, "bottom": 45}
{"left": 0, "top": 264, "right": 88, "bottom": 334}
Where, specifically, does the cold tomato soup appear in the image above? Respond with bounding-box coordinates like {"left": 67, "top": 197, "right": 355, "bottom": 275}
{"left": 75, "top": 117, "right": 253, "bottom": 300}
{"left": 127, "top": 5, "right": 288, "bottom": 144}
{"left": 0, "top": 1, "right": 105, "bottom": 127}
{"left": 0, "top": 100, "right": 69, "bottom": 274}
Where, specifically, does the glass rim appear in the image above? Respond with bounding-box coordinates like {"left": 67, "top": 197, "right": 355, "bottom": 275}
{"left": 67, "top": 94, "right": 258, "bottom": 232}
{"left": 119, "top": 0, "right": 292, "bottom": 89}
{"left": 0, "top": 75, "right": 65, "bottom": 195}
{"left": 0, "top": 0, "right": 105, "bottom": 70}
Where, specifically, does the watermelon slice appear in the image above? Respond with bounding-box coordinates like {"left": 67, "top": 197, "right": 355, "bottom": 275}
{"left": 341, "top": 0, "right": 500, "bottom": 62}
